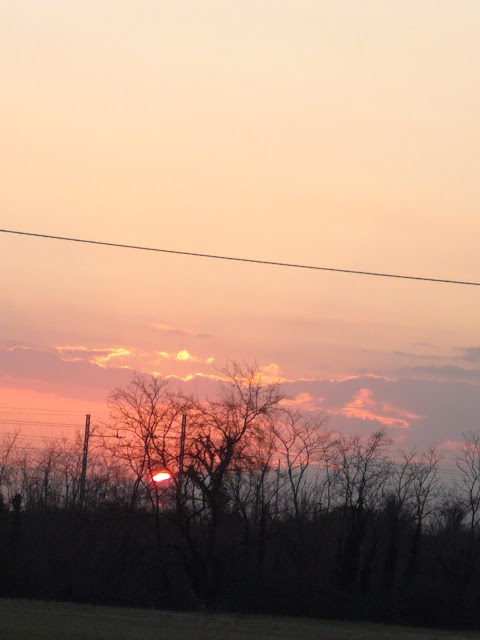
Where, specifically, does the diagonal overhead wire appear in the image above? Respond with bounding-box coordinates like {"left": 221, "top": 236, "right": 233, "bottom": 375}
{"left": 1, "top": 228, "right": 479, "bottom": 287}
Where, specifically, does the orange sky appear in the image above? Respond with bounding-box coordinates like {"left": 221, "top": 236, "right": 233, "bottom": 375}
{"left": 1, "top": 1, "right": 480, "bottom": 454}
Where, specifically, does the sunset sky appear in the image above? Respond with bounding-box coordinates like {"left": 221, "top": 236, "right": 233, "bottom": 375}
{"left": 1, "top": 1, "right": 480, "bottom": 458}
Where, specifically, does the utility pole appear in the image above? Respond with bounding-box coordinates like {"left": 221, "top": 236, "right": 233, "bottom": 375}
{"left": 79, "top": 414, "right": 90, "bottom": 509}
{"left": 176, "top": 414, "right": 187, "bottom": 509}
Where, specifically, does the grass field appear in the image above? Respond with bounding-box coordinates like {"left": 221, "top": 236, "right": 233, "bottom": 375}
{"left": 0, "top": 599, "right": 479, "bottom": 640}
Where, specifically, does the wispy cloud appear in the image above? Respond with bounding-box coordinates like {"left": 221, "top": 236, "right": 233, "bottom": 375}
{"left": 3, "top": 343, "right": 480, "bottom": 455}
{"left": 438, "top": 439, "right": 463, "bottom": 453}
{"left": 163, "top": 371, "right": 226, "bottom": 382}
{"left": 392, "top": 350, "right": 446, "bottom": 361}
{"left": 55, "top": 346, "right": 132, "bottom": 368}
{"left": 257, "top": 363, "right": 286, "bottom": 383}
{"left": 334, "top": 388, "right": 424, "bottom": 429}
{"left": 337, "top": 373, "right": 398, "bottom": 383}
{"left": 151, "top": 323, "right": 211, "bottom": 339}
{"left": 399, "top": 365, "right": 480, "bottom": 383}
{"left": 157, "top": 350, "right": 214, "bottom": 364}
{"left": 0, "top": 344, "right": 133, "bottom": 400}
{"left": 280, "top": 392, "right": 319, "bottom": 411}
{"left": 459, "top": 347, "right": 480, "bottom": 363}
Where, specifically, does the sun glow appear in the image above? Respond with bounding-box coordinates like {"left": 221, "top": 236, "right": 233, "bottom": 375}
{"left": 152, "top": 471, "right": 172, "bottom": 483}
{"left": 156, "top": 349, "right": 214, "bottom": 364}
{"left": 176, "top": 350, "right": 192, "bottom": 361}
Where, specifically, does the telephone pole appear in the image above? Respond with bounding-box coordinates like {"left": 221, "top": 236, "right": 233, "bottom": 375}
{"left": 79, "top": 414, "right": 91, "bottom": 509}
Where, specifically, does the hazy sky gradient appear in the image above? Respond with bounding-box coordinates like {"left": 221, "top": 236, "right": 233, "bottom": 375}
{"left": 1, "top": 1, "right": 479, "bottom": 451}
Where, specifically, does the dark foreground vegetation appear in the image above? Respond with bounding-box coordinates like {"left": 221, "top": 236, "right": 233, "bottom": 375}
{"left": 1, "top": 365, "right": 480, "bottom": 630}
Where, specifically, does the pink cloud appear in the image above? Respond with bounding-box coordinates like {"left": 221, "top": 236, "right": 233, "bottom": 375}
{"left": 55, "top": 346, "right": 132, "bottom": 368}
{"left": 256, "top": 363, "right": 286, "bottom": 383}
{"left": 156, "top": 350, "right": 214, "bottom": 364}
{"left": 151, "top": 323, "right": 211, "bottom": 338}
{"left": 280, "top": 392, "right": 320, "bottom": 412}
{"left": 335, "top": 388, "right": 424, "bottom": 429}
{"left": 438, "top": 439, "right": 463, "bottom": 453}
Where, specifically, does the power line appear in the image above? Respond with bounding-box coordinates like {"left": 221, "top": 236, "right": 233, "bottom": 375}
{"left": 0, "top": 431, "right": 77, "bottom": 442}
{"left": 0, "top": 430, "right": 118, "bottom": 441}
{"left": 1, "top": 228, "right": 479, "bottom": 287}
{"left": 0, "top": 406, "right": 105, "bottom": 414}
{"left": 0, "top": 419, "right": 83, "bottom": 428}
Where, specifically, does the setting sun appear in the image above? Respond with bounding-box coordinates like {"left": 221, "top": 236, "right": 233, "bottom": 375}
{"left": 152, "top": 471, "right": 172, "bottom": 483}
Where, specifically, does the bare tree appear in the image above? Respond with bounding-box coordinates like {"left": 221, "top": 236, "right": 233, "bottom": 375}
{"left": 381, "top": 449, "right": 419, "bottom": 590}
{"left": 102, "top": 372, "right": 199, "bottom": 606}
{"left": 55, "top": 434, "right": 84, "bottom": 510}
{"left": 331, "top": 430, "right": 392, "bottom": 588}
{"left": 0, "top": 430, "right": 20, "bottom": 506}
{"left": 186, "top": 362, "right": 284, "bottom": 526}
{"left": 404, "top": 446, "right": 441, "bottom": 585}
{"left": 274, "top": 411, "right": 329, "bottom": 523}
{"left": 455, "top": 431, "right": 480, "bottom": 592}
{"left": 183, "top": 362, "right": 285, "bottom": 595}
{"left": 103, "top": 373, "right": 186, "bottom": 509}
{"left": 273, "top": 409, "right": 330, "bottom": 602}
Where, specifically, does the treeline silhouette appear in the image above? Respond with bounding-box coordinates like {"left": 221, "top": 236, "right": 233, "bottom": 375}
{"left": 1, "top": 365, "right": 480, "bottom": 629}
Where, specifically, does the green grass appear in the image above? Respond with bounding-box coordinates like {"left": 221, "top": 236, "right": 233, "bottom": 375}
{"left": 0, "top": 599, "right": 478, "bottom": 640}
